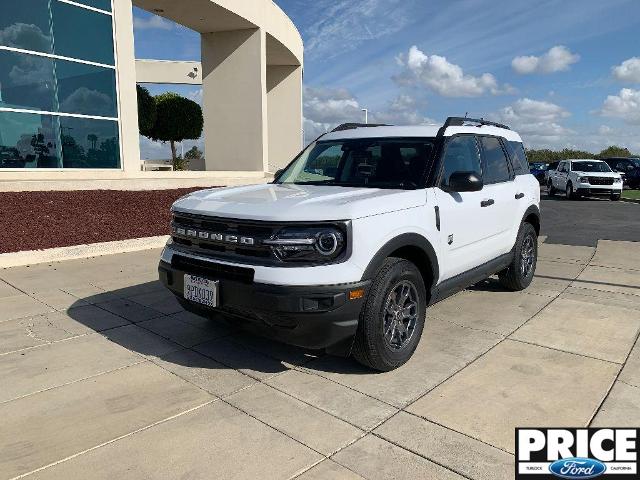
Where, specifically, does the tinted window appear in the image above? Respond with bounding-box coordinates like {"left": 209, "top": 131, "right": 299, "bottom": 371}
{"left": 72, "top": 0, "right": 112, "bottom": 11}
{"left": 56, "top": 60, "right": 117, "bottom": 117}
{"left": 0, "top": 51, "right": 56, "bottom": 112}
{"left": 440, "top": 135, "right": 481, "bottom": 187}
{"left": 0, "top": 111, "right": 62, "bottom": 168}
{"left": 51, "top": 1, "right": 115, "bottom": 65}
{"left": 0, "top": 0, "right": 53, "bottom": 54}
{"left": 506, "top": 141, "right": 528, "bottom": 175}
{"left": 480, "top": 137, "right": 511, "bottom": 184}
{"left": 571, "top": 161, "right": 612, "bottom": 173}
{"left": 60, "top": 116, "right": 120, "bottom": 168}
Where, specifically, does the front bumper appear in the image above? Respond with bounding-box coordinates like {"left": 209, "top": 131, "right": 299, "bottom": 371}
{"left": 575, "top": 185, "right": 622, "bottom": 196}
{"left": 158, "top": 257, "right": 369, "bottom": 351}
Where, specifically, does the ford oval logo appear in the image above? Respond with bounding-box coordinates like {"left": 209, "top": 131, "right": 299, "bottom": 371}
{"left": 549, "top": 457, "right": 607, "bottom": 479}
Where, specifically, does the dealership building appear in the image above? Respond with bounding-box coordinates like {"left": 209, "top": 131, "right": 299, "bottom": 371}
{"left": 0, "top": 0, "right": 303, "bottom": 190}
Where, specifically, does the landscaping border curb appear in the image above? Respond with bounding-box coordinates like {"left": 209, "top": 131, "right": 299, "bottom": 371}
{"left": 0, "top": 236, "right": 170, "bottom": 269}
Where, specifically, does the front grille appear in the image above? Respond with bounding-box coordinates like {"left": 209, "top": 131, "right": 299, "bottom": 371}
{"left": 171, "top": 212, "right": 279, "bottom": 262}
{"left": 588, "top": 177, "right": 614, "bottom": 186}
{"left": 172, "top": 255, "right": 255, "bottom": 284}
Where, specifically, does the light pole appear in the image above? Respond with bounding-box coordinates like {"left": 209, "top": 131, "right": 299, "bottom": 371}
{"left": 361, "top": 108, "right": 368, "bottom": 124}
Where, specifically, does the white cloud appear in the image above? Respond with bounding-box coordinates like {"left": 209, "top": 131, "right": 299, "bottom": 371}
{"left": 302, "top": 86, "right": 434, "bottom": 144}
{"left": 394, "top": 46, "right": 513, "bottom": 97}
{"left": 512, "top": 46, "right": 580, "bottom": 74}
{"left": 133, "top": 15, "right": 174, "bottom": 31}
{"left": 599, "top": 88, "right": 640, "bottom": 124}
{"left": 304, "top": 0, "right": 410, "bottom": 57}
{"left": 612, "top": 57, "right": 640, "bottom": 83}
{"left": 188, "top": 88, "right": 203, "bottom": 105}
{"left": 495, "top": 98, "right": 573, "bottom": 148}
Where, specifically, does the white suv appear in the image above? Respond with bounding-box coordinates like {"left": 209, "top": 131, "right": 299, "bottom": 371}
{"left": 547, "top": 159, "right": 623, "bottom": 200}
{"left": 159, "top": 117, "right": 541, "bottom": 371}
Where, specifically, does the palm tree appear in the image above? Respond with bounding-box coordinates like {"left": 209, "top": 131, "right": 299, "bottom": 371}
{"left": 87, "top": 134, "right": 98, "bottom": 150}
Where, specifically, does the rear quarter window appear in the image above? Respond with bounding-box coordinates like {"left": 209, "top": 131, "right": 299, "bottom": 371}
{"left": 506, "top": 141, "right": 529, "bottom": 175}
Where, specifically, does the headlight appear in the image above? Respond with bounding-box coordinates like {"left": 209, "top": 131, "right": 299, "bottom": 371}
{"left": 578, "top": 176, "right": 589, "bottom": 184}
{"left": 263, "top": 226, "right": 347, "bottom": 263}
{"left": 613, "top": 177, "right": 622, "bottom": 184}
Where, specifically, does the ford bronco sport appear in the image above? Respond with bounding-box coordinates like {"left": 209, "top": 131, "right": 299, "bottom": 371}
{"left": 159, "top": 117, "right": 541, "bottom": 371}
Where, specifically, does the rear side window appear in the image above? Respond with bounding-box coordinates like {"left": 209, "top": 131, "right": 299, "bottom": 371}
{"left": 480, "top": 137, "right": 511, "bottom": 184}
{"left": 506, "top": 141, "right": 529, "bottom": 175}
{"left": 440, "top": 135, "right": 482, "bottom": 187}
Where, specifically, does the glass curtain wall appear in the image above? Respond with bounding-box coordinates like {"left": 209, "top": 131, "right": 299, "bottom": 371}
{"left": 0, "top": 0, "right": 120, "bottom": 168}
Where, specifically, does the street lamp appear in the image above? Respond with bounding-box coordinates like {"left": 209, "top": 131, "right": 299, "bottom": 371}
{"left": 361, "top": 108, "right": 368, "bottom": 124}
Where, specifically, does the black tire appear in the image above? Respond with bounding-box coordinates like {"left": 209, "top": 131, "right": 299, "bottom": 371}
{"left": 547, "top": 180, "right": 556, "bottom": 196}
{"left": 353, "top": 258, "right": 427, "bottom": 372}
{"left": 498, "top": 223, "right": 538, "bottom": 291}
{"left": 611, "top": 194, "right": 621, "bottom": 201}
{"left": 566, "top": 182, "right": 575, "bottom": 200}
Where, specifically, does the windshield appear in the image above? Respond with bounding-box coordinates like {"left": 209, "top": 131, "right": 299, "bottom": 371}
{"left": 531, "top": 163, "right": 547, "bottom": 170}
{"left": 571, "top": 161, "right": 612, "bottom": 173}
{"left": 276, "top": 138, "right": 435, "bottom": 189}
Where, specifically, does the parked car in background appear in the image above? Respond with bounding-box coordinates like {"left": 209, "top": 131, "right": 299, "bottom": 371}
{"left": 548, "top": 159, "right": 623, "bottom": 200}
{"left": 544, "top": 161, "right": 559, "bottom": 184}
{"left": 529, "top": 162, "right": 549, "bottom": 184}
{"left": 601, "top": 157, "right": 640, "bottom": 189}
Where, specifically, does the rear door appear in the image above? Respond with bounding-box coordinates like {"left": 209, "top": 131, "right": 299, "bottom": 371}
{"left": 477, "top": 136, "right": 519, "bottom": 255}
{"left": 434, "top": 135, "right": 498, "bottom": 280}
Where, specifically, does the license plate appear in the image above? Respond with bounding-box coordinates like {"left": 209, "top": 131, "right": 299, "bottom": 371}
{"left": 184, "top": 275, "right": 219, "bottom": 307}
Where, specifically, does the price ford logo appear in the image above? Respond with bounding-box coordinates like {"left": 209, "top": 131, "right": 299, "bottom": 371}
{"left": 549, "top": 458, "right": 607, "bottom": 479}
{"left": 516, "top": 428, "right": 638, "bottom": 479}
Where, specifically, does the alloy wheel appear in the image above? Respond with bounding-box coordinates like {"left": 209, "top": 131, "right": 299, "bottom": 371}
{"left": 382, "top": 281, "right": 419, "bottom": 350}
{"left": 520, "top": 234, "right": 535, "bottom": 278}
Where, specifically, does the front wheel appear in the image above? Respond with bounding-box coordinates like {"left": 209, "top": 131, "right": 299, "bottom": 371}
{"left": 611, "top": 193, "right": 621, "bottom": 201}
{"left": 547, "top": 180, "right": 556, "bottom": 196}
{"left": 566, "top": 183, "right": 575, "bottom": 199}
{"left": 498, "top": 223, "right": 538, "bottom": 291}
{"left": 353, "top": 258, "right": 426, "bottom": 371}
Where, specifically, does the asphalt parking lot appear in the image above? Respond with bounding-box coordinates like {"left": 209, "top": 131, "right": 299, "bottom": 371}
{"left": 1, "top": 199, "right": 639, "bottom": 480}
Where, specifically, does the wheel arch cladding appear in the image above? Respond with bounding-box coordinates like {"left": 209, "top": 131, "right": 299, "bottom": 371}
{"left": 522, "top": 205, "right": 541, "bottom": 236}
{"left": 361, "top": 233, "right": 439, "bottom": 292}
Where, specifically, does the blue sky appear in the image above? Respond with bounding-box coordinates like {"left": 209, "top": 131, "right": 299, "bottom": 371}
{"left": 133, "top": 0, "right": 640, "bottom": 159}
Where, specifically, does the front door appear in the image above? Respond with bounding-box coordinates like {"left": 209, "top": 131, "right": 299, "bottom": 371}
{"left": 434, "top": 135, "right": 497, "bottom": 280}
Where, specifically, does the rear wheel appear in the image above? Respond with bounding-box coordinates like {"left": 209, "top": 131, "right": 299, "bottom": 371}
{"left": 353, "top": 258, "right": 426, "bottom": 371}
{"left": 498, "top": 223, "right": 538, "bottom": 291}
{"left": 611, "top": 193, "right": 621, "bottom": 201}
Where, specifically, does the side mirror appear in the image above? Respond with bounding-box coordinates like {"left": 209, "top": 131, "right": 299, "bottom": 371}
{"left": 274, "top": 169, "right": 284, "bottom": 179}
{"left": 448, "top": 171, "right": 483, "bottom": 192}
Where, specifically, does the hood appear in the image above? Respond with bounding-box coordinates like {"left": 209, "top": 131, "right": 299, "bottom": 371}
{"left": 574, "top": 171, "right": 621, "bottom": 178}
{"left": 172, "top": 183, "right": 426, "bottom": 221}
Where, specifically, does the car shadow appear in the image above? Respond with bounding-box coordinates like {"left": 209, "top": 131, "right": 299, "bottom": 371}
{"left": 66, "top": 280, "right": 370, "bottom": 375}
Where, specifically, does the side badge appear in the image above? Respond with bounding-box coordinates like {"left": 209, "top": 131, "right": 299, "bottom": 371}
{"left": 448, "top": 234, "right": 454, "bottom": 245}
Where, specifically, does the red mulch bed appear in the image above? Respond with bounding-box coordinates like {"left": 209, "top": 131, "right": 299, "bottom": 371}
{"left": 0, "top": 188, "right": 215, "bottom": 254}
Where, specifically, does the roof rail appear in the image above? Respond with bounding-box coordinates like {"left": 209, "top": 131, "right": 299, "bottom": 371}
{"left": 443, "top": 116, "right": 511, "bottom": 131}
{"left": 331, "top": 123, "right": 391, "bottom": 132}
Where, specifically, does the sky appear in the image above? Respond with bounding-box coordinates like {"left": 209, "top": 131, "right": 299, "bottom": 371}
{"left": 132, "top": 0, "right": 640, "bottom": 159}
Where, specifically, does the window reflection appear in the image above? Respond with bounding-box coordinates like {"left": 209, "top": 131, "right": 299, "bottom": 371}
{"left": 60, "top": 117, "right": 120, "bottom": 168}
{"left": 0, "top": 51, "right": 56, "bottom": 112}
{"left": 0, "top": 0, "right": 53, "bottom": 54}
{"left": 0, "top": 111, "right": 62, "bottom": 168}
{"left": 71, "top": 0, "right": 112, "bottom": 12}
{"left": 56, "top": 61, "right": 117, "bottom": 117}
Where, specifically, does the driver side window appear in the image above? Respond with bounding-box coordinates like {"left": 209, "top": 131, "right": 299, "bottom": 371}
{"left": 440, "top": 136, "right": 482, "bottom": 188}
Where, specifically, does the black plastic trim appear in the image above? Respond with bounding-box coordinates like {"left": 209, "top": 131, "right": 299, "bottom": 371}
{"left": 361, "top": 233, "right": 439, "bottom": 285}
{"left": 430, "top": 252, "right": 514, "bottom": 305}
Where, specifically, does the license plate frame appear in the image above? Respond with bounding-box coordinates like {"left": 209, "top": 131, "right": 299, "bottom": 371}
{"left": 184, "top": 275, "right": 219, "bottom": 308}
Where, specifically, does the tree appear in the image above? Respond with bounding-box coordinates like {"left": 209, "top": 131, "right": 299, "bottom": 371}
{"left": 87, "top": 134, "right": 98, "bottom": 150}
{"left": 184, "top": 146, "right": 203, "bottom": 160}
{"left": 147, "top": 92, "right": 203, "bottom": 168}
{"left": 598, "top": 145, "right": 631, "bottom": 158}
{"left": 136, "top": 85, "right": 157, "bottom": 137}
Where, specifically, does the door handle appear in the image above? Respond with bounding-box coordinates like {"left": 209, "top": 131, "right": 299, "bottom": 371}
{"left": 481, "top": 199, "right": 495, "bottom": 207}
{"left": 515, "top": 193, "right": 525, "bottom": 200}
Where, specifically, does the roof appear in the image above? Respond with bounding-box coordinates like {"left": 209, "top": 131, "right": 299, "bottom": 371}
{"left": 321, "top": 122, "right": 523, "bottom": 143}
{"left": 565, "top": 158, "right": 607, "bottom": 162}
